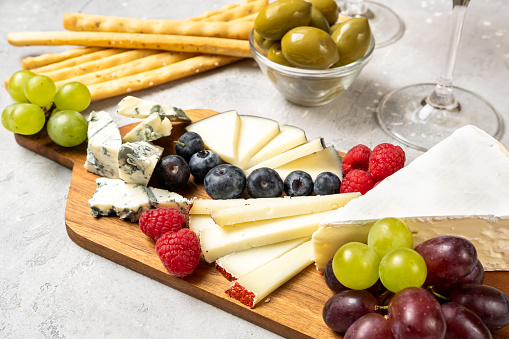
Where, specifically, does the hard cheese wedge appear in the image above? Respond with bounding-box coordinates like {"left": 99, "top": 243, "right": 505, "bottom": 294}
{"left": 116, "top": 95, "right": 190, "bottom": 122}
{"left": 216, "top": 237, "right": 310, "bottom": 281}
{"left": 273, "top": 146, "right": 343, "bottom": 181}
{"left": 122, "top": 113, "right": 172, "bottom": 143}
{"left": 185, "top": 110, "right": 240, "bottom": 164}
{"left": 211, "top": 193, "right": 360, "bottom": 226}
{"left": 313, "top": 125, "right": 509, "bottom": 271}
{"left": 225, "top": 240, "right": 314, "bottom": 308}
{"left": 199, "top": 210, "right": 332, "bottom": 263}
{"left": 118, "top": 141, "right": 163, "bottom": 186}
{"left": 245, "top": 125, "right": 307, "bottom": 169}
{"left": 233, "top": 115, "right": 280, "bottom": 169}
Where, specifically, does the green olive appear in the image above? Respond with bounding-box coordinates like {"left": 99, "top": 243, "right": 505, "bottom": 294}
{"left": 305, "top": 0, "right": 338, "bottom": 25}
{"left": 254, "top": 0, "right": 312, "bottom": 41}
{"left": 309, "top": 7, "right": 330, "bottom": 33}
{"left": 281, "top": 26, "right": 339, "bottom": 69}
{"left": 267, "top": 42, "right": 293, "bottom": 67}
{"left": 331, "top": 17, "right": 372, "bottom": 66}
{"left": 254, "top": 30, "right": 277, "bottom": 52}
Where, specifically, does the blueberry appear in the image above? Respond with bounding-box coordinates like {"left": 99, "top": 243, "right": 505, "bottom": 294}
{"left": 246, "top": 167, "right": 284, "bottom": 198}
{"left": 284, "top": 170, "right": 313, "bottom": 197}
{"left": 189, "top": 150, "right": 222, "bottom": 182}
{"left": 154, "top": 155, "right": 190, "bottom": 190}
{"left": 313, "top": 172, "right": 341, "bottom": 195}
{"left": 204, "top": 164, "right": 246, "bottom": 199}
{"left": 175, "top": 131, "right": 204, "bottom": 162}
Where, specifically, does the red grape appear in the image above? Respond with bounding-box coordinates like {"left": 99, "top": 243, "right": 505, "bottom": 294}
{"left": 322, "top": 289, "right": 378, "bottom": 333}
{"left": 441, "top": 302, "right": 492, "bottom": 339}
{"left": 344, "top": 313, "right": 395, "bottom": 339}
{"left": 414, "top": 236, "right": 477, "bottom": 286}
{"left": 388, "top": 287, "right": 446, "bottom": 339}
{"left": 450, "top": 284, "right": 509, "bottom": 331}
{"left": 324, "top": 259, "right": 349, "bottom": 294}
{"left": 433, "top": 260, "right": 485, "bottom": 296}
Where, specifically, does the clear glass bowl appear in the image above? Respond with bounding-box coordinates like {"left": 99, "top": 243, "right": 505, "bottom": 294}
{"left": 249, "top": 29, "right": 375, "bottom": 106}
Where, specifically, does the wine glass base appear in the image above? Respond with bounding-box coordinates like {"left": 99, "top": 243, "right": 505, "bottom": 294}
{"left": 377, "top": 83, "right": 504, "bottom": 152}
{"left": 340, "top": 1, "right": 405, "bottom": 48}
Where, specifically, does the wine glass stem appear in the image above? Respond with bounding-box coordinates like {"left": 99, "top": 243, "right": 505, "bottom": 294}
{"left": 342, "top": 0, "right": 368, "bottom": 16}
{"left": 428, "top": 0, "right": 470, "bottom": 109}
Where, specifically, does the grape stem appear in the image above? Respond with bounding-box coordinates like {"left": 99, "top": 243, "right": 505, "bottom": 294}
{"left": 425, "top": 286, "right": 450, "bottom": 301}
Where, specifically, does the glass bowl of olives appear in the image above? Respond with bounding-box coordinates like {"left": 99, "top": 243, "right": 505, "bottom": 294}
{"left": 249, "top": 0, "right": 375, "bottom": 106}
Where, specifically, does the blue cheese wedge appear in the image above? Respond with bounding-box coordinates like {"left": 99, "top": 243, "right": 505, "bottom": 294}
{"left": 122, "top": 113, "right": 172, "bottom": 143}
{"left": 84, "top": 111, "right": 121, "bottom": 179}
{"left": 117, "top": 96, "right": 190, "bottom": 122}
{"left": 89, "top": 178, "right": 192, "bottom": 222}
{"left": 118, "top": 141, "right": 163, "bottom": 186}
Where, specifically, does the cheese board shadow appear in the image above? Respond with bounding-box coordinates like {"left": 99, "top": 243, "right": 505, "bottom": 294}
{"left": 14, "top": 109, "right": 509, "bottom": 339}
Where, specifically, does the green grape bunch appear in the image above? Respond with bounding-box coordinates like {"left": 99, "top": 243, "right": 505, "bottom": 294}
{"left": 2, "top": 70, "right": 91, "bottom": 147}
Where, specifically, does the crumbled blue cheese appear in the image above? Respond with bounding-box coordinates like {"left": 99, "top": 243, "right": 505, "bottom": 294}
{"left": 118, "top": 141, "right": 163, "bottom": 186}
{"left": 122, "top": 113, "right": 172, "bottom": 143}
{"left": 117, "top": 96, "right": 190, "bottom": 122}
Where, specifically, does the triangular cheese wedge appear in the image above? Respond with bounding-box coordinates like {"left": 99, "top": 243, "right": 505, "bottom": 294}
{"left": 313, "top": 125, "right": 509, "bottom": 271}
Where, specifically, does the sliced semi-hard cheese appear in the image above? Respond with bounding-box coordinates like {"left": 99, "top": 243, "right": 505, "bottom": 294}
{"left": 233, "top": 115, "right": 280, "bottom": 169}
{"left": 122, "top": 113, "right": 172, "bottom": 143}
{"left": 118, "top": 141, "right": 163, "bottom": 186}
{"left": 273, "top": 146, "right": 343, "bottom": 181}
{"left": 117, "top": 95, "right": 190, "bottom": 122}
{"left": 189, "top": 198, "right": 267, "bottom": 215}
{"left": 245, "top": 125, "right": 307, "bottom": 169}
{"left": 313, "top": 125, "right": 509, "bottom": 271}
{"left": 225, "top": 240, "right": 314, "bottom": 308}
{"left": 185, "top": 110, "right": 240, "bottom": 164}
{"left": 244, "top": 137, "right": 325, "bottom": 177}
{"left": 200, "top": 210, "right": 332, "bottom": 263}
{"left": 89, "top": 178, "right": 192, "bottom": 222}
{"left": 84, "top": 110, "right": 121, "bottom": 179}
{"left": 216, "top": 237, "right": 310, "bottom": 281}
{"left": 211, "top": 193, "right": 359, "bottom": 226}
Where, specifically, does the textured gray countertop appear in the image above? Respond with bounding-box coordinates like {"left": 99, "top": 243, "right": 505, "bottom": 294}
{"left": 1, "top": 0, "right": 508, "bottom": 338}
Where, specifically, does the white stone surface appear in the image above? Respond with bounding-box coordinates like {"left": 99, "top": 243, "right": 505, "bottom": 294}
{"left": 0, "top": 0, "right": 508, "bottom": 338}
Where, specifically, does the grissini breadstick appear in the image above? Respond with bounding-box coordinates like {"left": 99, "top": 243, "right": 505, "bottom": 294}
{"left": 63, "top": 13, "right": 253, "bottom": 40}
{"left": 87, "top": 55, "right": 241, "bottom": 101}
{"left": 39, "top": 49, "right": 160, "bottom": 82}
{"left": 188, "top": 0, "right": 266, "bottom": 21}
{"left": 54, "top": 52, "right": 196, "bottom": 87}
{"left": 7, "top": 31, "right": 251, "bottom": 58}
{"left": 21, "top": 47, "right": 103, "bottom": 69}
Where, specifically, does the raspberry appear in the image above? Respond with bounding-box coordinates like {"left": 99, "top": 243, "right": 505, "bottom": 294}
{"left": 342, "top": 144, "right": 371, "bottom": 176}
{"left": 156, "top": 228, "right": 201, "bottom": 278}
{"left": 139, "top": 208, "right": 186, "bottom": 242}
{"left": 368, "top": 143, "right": 405, "bottom": 181}
{"left": 339, "top": 169, "right": 376, "bottom": 195}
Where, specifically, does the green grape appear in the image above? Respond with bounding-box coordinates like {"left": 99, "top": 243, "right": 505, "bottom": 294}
{"left": 379, "top": 248, "right": 427, "bottom": 293}
{"left": 54, "top": 82, "right": 91, "bottom": 112}
{"left": 47, "top": 110, "right": 88, "bottom": 147}
{"left": 24, "top": 74, "right": 56, "bottom": 109}
{"left": 332, "top": 242, "right": 380, "bottom": 290}
{"left": 8, "top": 70, "right": 36, "bottom": 103}
{"left": 367, "top": 217, "right": 413, "bottom": 259}
{"left": 8, "top": 103, "right": 46, "bottom": 135}
{"left": 2, "top": 103, "right": 23, "bottom": 132}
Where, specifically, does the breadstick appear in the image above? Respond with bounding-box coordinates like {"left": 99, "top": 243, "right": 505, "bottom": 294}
{"left": 188, "top": 0, "right": 265, "bottom": 21}
{"left": 38, "top": 49, "right": 160, "bottom": 82}
{"left": 54, "top": 52, "right": 196, "bottom": 87}
{"left": 63, "top": 13, "right": 253, "bottom": 40}
{"left": 87, "top": 55, "right": 241, "bottom": 101}
{"left": 21, "top": 47, "right": 102, "bottom": 69}
{"left": 7, "top": 31, "right": 251, "bottom": 58}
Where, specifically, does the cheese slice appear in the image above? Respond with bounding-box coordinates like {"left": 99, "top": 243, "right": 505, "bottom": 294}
{"left": 273, "top": 146, "right": 343, "bottom": 181}
{"left": 216, "top": 237, "right": 310, "bottom": 281}
{"left": 189, "top": 214, "right": 217, "bottom": 236}
{"left": 116, "top": 95, "right": 190, "bottom": 122}
{"left": 84, "top": 110, "right": 121, "bottom": 179}
{"left": 313, "top": 125, "right": 509, "bottom": 271}
{"left": 185, "top": 110, "right": 240, "bottom": 164}
{"left": 244, "top": 137, "right": 325, "bottom": 177}
{"left": 122, "top": 113, "right": 172, "bottom": 143}
{"left": 118, "top": 141, "right": 163, "bottom": 186}
{"left": 225, "top": 240, "right": 314, "bottom": 308}
{"left": 200, "top": 210, "right": 332, "bottom": 263}
{"left": 233, "top": 115, "right": 280, "bottom": 169}
{"left": 245, "top": 125, "right": 307, "bottom": 169}
{"left": 190, "top": 198, "right": 267, "bottom": 215}
{"left": 211, "top": 193, "right": 359, "bottom": 226}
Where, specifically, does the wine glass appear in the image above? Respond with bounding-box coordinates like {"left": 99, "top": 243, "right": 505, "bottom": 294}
{"left": 376, "top": 0, "right": 504, "bottom": 151}
{"left": 339, "top": 0, "right": 405, "bottom": 48}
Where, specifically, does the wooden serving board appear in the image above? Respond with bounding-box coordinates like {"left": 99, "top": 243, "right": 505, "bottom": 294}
{"left": 15, "top": 109, "right": 509, "bottom": 339}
